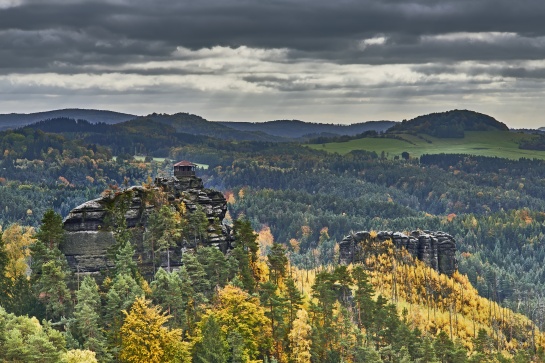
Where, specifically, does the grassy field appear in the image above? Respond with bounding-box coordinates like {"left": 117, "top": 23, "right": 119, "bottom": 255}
{"left": 307, "top": 131, "right": 545, "bottom": 160}
{"left": 121, "top": 156, "right": 210, "bottom": 169}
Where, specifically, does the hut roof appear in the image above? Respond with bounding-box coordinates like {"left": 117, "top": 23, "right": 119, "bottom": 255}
{"left": 173, "top": 160, "right": 196, "bottom": 167}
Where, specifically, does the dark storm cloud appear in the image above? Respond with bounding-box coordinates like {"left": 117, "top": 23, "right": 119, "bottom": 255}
{"left": 1, "top": 0, "right": 545, "bottom": 73}
{"left": 413, "top": 62, "right": 545, "bottom": 80}
{"left": 1, "top": 0, "right": 545, "bottom": 127}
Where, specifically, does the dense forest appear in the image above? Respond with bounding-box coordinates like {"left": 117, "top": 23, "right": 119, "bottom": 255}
{"left": 3, "top": 111, "right": 545, "bottom": 361}
{"left": 388, "top": 110, "right": 509, "bottom": 138}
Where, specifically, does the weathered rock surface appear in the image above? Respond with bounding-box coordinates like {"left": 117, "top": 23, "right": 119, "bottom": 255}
{"left": 338, "top": 230, "right": 457, "bottom": 275}
{"left": 62, "top": 176, "right": 233, "bottom": 276}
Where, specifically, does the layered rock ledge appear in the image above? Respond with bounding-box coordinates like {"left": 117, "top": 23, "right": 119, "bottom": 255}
{"left": 61, "top": 176, "right": 233, "bottom": 276}
{"left": 338, "top": 230, "right": 457, "bottom": 276}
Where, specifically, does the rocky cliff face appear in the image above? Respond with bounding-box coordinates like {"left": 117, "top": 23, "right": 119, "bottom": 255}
{"left": 338, "top": 230, "right": 457, "bottom": 275}
{"left": 61, "top": 176, "right": 233, "bottom": 276}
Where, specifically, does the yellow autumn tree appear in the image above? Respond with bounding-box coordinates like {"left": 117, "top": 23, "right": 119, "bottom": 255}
{"left": 212, "top": 284, "right": 272, "bottom": 360}
{"left": 2, "top": 224, "right": 34, "bottom": 280}
{"left": 62, "top": 349, "right": 98, "bottom": 363}
{"left": 258, "top": 226, "right": 274, "bottom": 258}
{"left": 288, "top": 309, "right": 312, "bottom": 363}
{"left": 120, "top": 296, "right": 190, "bottom": 363}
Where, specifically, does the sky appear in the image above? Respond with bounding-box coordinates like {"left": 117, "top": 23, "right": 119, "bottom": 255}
{"left": 1, "top": 0, "right": 545, "bottom": 127}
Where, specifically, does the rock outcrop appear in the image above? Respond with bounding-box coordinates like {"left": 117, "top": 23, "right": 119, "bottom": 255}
{"left": 338, "top": 230, "right": 457, "bottom": 275}
{"left": 62, "top": 176, "right": 233, "bottom": 276}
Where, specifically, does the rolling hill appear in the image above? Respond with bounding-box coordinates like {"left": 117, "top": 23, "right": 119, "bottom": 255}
{"left": 0, "top": 108, "right": 136, "bottom": 130}
{"left": 388, "top": 109, "right": 509, "bottom": 138}
{"left": 143, "top": 113, "right": 286, "bottom": 141}
{"left": 306, "top": 109, "right": 540, "bottom": 159}
{"left": 218, "top": 119, "right": 396, "bottom": 138}
{"left": 309, "top": 130, "right": 545, "bottom": 160}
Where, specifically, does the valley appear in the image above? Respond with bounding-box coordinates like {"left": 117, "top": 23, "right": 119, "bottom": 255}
{"left": 2, "top": 108, "right": 545, "bottom": 362}
{"left": 309, "top": 131, "right": 545, "bottom": 160}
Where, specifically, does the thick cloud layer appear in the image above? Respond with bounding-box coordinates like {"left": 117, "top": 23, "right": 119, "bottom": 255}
{"left": 1, "top": 0, "right": 544, "bottom": 126}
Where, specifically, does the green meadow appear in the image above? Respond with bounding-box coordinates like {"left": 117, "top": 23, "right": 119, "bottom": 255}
{"left": 307, "top": 131, "right": 545, "bottom": 160}
{"left": 121, "top": 156, "right": 209, "bottom": 169}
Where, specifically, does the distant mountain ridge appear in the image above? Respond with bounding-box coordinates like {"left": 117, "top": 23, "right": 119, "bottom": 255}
{"left": 142, "top": 113, "right": 284, "bottom": 141}
{"left": 1, "top": 108, "right": 512, "bottom": 143}
{"left": 0, "top": 108, "right": 136, "bottom": 130}
{"left": 388, "top": 109, "right": 509, "bottom": 138}
{"left": 10, "top": 109, "right": 397, "bottom": 143}
{"left": 218, "top": 119, "right": 396, "bottom": 138}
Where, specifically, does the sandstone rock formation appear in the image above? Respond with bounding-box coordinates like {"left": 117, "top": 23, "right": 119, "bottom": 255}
{"left": 61, "top": 176, "right": 233, "bottom": 276}
{"left": 338, "top": 230, "right": 457, "bottom": 275}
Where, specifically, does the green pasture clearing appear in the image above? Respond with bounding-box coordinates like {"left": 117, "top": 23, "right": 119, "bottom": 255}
{"left": 118, "top": 155, "right": 209, "bottom": 169}
{"left": 133, "top": 155, "right": 166, "bottom": 162}
{"left": 307, "top": 131, "right": 545, "bottom": 160}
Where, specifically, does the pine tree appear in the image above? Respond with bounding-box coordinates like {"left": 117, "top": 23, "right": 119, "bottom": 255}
{"left": 144, "top": 205, "right": 184, "bottom": 273}
{"left": 260, "top": 281, "right": 287, "bottom": 360}
{"left": 196, "top": 246, "right": 230, "bottom": 293}
{"left": 333, "top": 265, "right": 353, "bottom": 305}
{"left": 227, "top": 329, "right": 251, "bottom": 363}
{"left": 231, "top": 219, "right": 260, "bottom": 292}
{"left": 193, "top": 314, "right": 228, "bottom": 363}
{"left": 182, "top": 253, "right": 210, "bottom": 298}
{"left": 472, "top": 328, "right": 493, "bottom": 362}
{"left": 230, "top": 245, "right": 256, "bottom": 292}
{"left": 151, "top": 268, "right": 188, "bottom": 329}
{"left": 417, "top": 336, "right": 439, "bottom": 363}
{"left": 144, "top": 207, "right": 164, "bottom": 274}
{"left": 34, "top": 209, "right": 65, "bottom": 251}
{"left": 434, "top": 331, "right": 455, "bottom": 363}
{"left": 310, "top": 271, "right": 337, "bottom": 360}
{"left": 284, "top": 277, "right": 303, "bottom": 332}
{"left": 233, "top": 219, "right": 259, "bottom": 262}
{"left": 267, "top": 243, "right": 288, "bottom": 285}
{"left": 37, "top": 260, "right": 72, "bottom": 321}
{"left": 114, "top": 240, "right": 139, "bottom": 281}
{"left": 104, "top": 273, "right": 143, "bottom": 356}
{"left": 74, "top": 276, "right": 110, "bottom": 362}
{"left": 187, "top": 204, "right": 209, "bottom": 247}
{"left": 352, "top": 265, "right": 375, "bottom": 332}
{"left": 105, "top": 192, "right": 133, "bottom": 255}
{"left": 353, "top": 345, "right": 383, "bottom": 363}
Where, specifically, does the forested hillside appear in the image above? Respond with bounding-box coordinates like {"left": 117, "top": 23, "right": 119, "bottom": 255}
{"left": 2, "top": 109, "right": 545, "bottom": 361}
{"left": 218, "top": 120, "right": 396, "bottom": 139}
{"left": 388, "top": 110, "right": 509, "bottom": 138}
{"left": 0, "top": 109, "right": 136, "bottom": 130}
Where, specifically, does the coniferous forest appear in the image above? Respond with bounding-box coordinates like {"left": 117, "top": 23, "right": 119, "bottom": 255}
{"left": 3, "top": 113, "right": 545, "bottom": 362}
